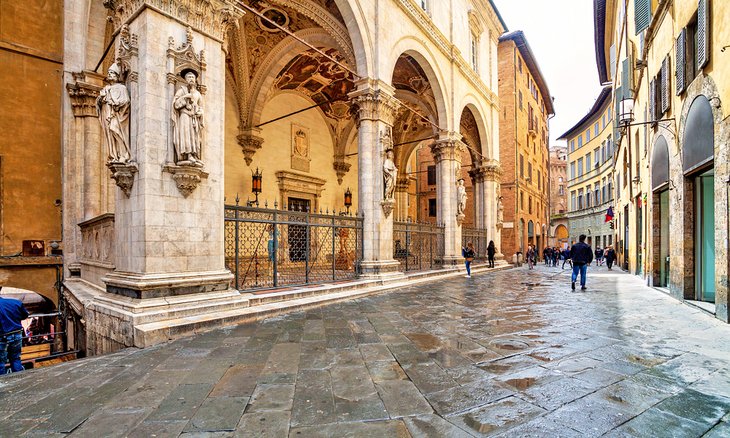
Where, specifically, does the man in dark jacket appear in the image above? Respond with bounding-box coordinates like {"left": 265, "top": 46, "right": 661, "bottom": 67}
{"left": 0, "top": 296, "right": 29, "bottom": 374}
{"left": 569, "top": 235, "right": 594, "bottom": 291}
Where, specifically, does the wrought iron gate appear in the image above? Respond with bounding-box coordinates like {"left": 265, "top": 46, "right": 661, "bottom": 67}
{"left": 393, "top": 221, "right": 444, "bottom": 272}
{"left": 462, "top": 227, "right": 489, "bottom": 259}
{"left": 225, "top": 204, "right": 363, "bottom": 291}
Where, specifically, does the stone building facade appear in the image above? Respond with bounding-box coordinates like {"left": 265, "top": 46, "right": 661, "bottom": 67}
{"left": 560, "top": 87, "right": 615, "bottom": 250}
{"left": 56, "top": 0, "right": 508, "bottom": 354}
{"left": 548, "top": 145, "right": 568, "bottom": 247}
{"left": 0, "top": 2, "right": 63, "bottom": 306}
{"left": 596, "top": 0, "right": 730, "bottom": 322}
{"left": 497, "top": 31, "right": 553, "bottom": 258}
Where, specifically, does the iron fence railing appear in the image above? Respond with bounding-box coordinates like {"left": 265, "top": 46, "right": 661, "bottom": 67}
{"left": 224, "top": 204, "right": 363, "bottom": 291}
{"left": 462, "top": 227, "right": 490, "bottom": 259}
{"left": 393, "top": 221, "right": 444, "bottom": 272}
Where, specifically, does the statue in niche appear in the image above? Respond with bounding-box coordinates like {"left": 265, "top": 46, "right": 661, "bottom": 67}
{"left": 97, "top": 63, "right": 131, "bottom": 163}
{"left": 383, "top": 149, "right": 397, "bottom": 200}
{"left": 293, "top": 129, "right": 309, "bottom": 158}
{"left": 457, "top": 179, "right": 467, "bottom": 216}
{"left": 172, "top": 68, "right": 204, "bottom": 166}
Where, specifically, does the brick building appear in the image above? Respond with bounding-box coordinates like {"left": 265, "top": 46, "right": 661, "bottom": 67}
{"left": 497, "top": 31, "right": 554, "bottom": 258}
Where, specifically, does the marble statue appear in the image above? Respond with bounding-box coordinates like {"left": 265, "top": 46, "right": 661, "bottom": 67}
{"left": 97, "top": 63, "right": 131, "bottom": 163}
{"left": 457, "top": 179, "right": 467, "bottom": 215}
{"left": 383, "top": 149, "right": 397, "bottom": 200}
{"left": 172, "top": 69, "right": 204, "bottom": 165}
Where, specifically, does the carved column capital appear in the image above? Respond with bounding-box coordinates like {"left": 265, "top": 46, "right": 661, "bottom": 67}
{"left": 105, "top": 0, "right": 244, "bottom": 43}
{"left": 430, "top": 133, "right": 465, "bottom": 163}
{"left": 237, "top": 128, "right": 264, "bottom": 166}
{"left": 348, "top": 79, "right": 401, "bottom": 127}
{"left": 66, "top": 72, "right": 104, "bottom": 118}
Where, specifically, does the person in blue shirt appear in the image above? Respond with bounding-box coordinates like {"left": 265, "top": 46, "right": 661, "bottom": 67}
{"left": 0, "top": 296, "right": 29, "bottom": 374}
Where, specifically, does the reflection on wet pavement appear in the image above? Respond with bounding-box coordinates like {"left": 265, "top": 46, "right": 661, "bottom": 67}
{"left": 1, "top": 265, "right": 730, "bottom": 437}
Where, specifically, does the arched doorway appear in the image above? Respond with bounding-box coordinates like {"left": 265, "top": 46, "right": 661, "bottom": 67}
{"left": 682, "top": 95, "right": 715, "bottom": 303}
{"left": 651, "top": 135, "right": 670, "bottom": 287}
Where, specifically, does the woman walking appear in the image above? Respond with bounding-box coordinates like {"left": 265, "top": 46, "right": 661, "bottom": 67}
{"left": 462, "top": 242, "right": 476, "bottom": 278}
{"left": 604, "top": 246, "right": 616, "bottom": 270}
{"left": 526, "top": 245, "right": 536, "bottom": 270}
{"left": 487, "top": 240, "right": 496, "bottom": 268}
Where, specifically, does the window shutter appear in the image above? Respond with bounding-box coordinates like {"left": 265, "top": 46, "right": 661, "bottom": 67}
{"left": 661, "top": 56, "right": 670, "bottom": 114}
{"left": 635, "top": 0, "right": 651, "bottom": 34}
{"left": 621, "top": 59, "right": 630, "bottom": 98}
{"left": 676, "top": 28, "right": 687, "bottom": 95}
{"left": 697, "top": 0, "right": 710, "bottom": 69}
{"left": 649, "top": 78, "right": 656, "bottom": 125}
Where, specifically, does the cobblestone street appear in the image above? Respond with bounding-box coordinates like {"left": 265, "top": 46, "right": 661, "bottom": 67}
{"left": 2, "top": 265, "right": 730, "bottom": 437}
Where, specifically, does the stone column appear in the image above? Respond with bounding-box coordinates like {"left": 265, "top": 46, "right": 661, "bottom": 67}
{"left": 394, "top": 176, "right": 410, "bottom": 222}
{"left": 469, "top": 166, "right": 487, "bottom": 229}
{"left": 483, "top": 161, "right": 504, "bottom": 259}
{"left": 348, "top": 79, "right": 402, "bottom": 277}
{"left": 101, "top": 1, "right": 243, "bottom": 298}
{"left": 431, "top": 132, "right": 465, "bottom": 265}
{"left": 66, "top": 72, "right": 105, "bottom": 274}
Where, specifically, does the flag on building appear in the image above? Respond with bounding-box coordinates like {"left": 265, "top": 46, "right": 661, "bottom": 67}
{"left": 605, "top": 206, "right": 614, "bottom": 222}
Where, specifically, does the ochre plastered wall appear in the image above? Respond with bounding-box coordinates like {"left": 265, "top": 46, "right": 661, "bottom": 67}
{"left": 0, "top": 0, "right": 63, "bottom": 301}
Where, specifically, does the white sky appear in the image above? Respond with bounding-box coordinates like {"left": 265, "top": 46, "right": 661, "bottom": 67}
{"left": 491, "top": 0, "right": 605, "bottom": 145}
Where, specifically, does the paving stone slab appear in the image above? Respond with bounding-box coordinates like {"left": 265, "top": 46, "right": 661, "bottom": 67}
{"left": 375, "top": 380, "right": 433, "bottom": 417}
{"left": 235, "top": 410, "right": 290, "bottom": 438}
{"left": 608, "top": 407, "right": 709, "bottom": 438}
{"left": 182, "top": 396, "right": 248, "bottom": 432}
{"left": 288, "top": 419, "right": 411, "bottom": 437}
{"left": 247, "top": 384, "right": 295, "bottom": 412}
{"left": 450, "top": 395, "right": 546, "bottom": 436}
{"left": 654, "top": 389, "right": 730, "bottom": 427}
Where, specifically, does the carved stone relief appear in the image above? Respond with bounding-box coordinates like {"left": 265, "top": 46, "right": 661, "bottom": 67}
{"left": 291, "top": 124, "right": 310, "bottom": 172}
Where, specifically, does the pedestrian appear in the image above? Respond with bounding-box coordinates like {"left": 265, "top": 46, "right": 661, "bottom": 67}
{"left": 570, "top": 234, "right": 594, "bottom": 291}
{"left": 562, "top": 247, "right": 572, "bottom": 269}
{"left": 543, "top": 247, "right": 551, "bottom": 266}
{"left": 553, "top": 247, "right": 560, "bottom": 267}
{"left": 1, "top": 293, "right": 29, "bottom": 375}
{"left": 597, "top": 247, "right": 604, "bottom": 266}
{"left": 605, "top": 245, "right": 616, "bottom": 270}
{"left": 487, "top": 240, "right": 496, "bottom": 268}
{"left": 594, "top": 246, "right": 601, "bottom": 266}
{"left": 526, "top": 245, "right": 536, "bottom": 270}
{"left": 462, "top": 242, "right": 475, "bottom": 278}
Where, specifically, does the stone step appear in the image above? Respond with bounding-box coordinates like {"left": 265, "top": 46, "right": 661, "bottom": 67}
{"left": 133, "top": 263, "right": 513, "bottom": 347}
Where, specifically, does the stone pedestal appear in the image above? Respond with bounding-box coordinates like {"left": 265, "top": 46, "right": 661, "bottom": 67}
{"left": 349, "top": 79, "right": 403, "bottom": 278}
{"left": 432, "top": 133, "right": 465, "bottom": 266}
{"left": 99, "top": 2, "right": 243, "bottom": 298}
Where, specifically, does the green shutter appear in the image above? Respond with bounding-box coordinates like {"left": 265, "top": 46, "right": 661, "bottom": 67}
{"left": 661, "top": 55, "right": 670, "bottom": 114}
{"left": 649, "top": 78, "right": 656, "bottom": 124}
{"left": 635, "top": 0, "right": 651, "bottom": 34}
{"left": 697, "top": 0, "right": 710, "bottom": 69}
{"left": 676, "top": 28, "right": 687, "bottom": 95}
{"left": 621, "top": 59, "right": 630, "bottom": 98}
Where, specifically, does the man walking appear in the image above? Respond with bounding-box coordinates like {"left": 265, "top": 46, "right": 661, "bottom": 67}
{"left": 0, "top": 294, "right": 29, "bottom": 374}
{"left": 570, "top": 235, "right": 594, "bottom": 291}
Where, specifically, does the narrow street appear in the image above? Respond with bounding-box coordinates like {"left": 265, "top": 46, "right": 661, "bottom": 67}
{"left": 2, "top": 265, "right": 729, "bottom": 437}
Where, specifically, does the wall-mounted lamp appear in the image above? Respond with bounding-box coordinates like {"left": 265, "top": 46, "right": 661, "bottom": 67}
{"left": 344, "top": 187, "right": 352, "bottom": 214}
{"left": 618, "top": 98, "right": 635, "bottom": 126}
{"left": 251, "top": 167, "right": 262, "bottom": 207}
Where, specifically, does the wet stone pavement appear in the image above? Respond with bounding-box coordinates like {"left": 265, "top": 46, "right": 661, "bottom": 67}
{"left": 2, "top": 265, "right": 730, "bottom": 437}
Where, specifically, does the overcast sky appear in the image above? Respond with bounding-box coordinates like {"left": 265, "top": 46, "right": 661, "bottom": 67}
{"left": 492, "top": 0, "right": 604, "bottom": 145}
